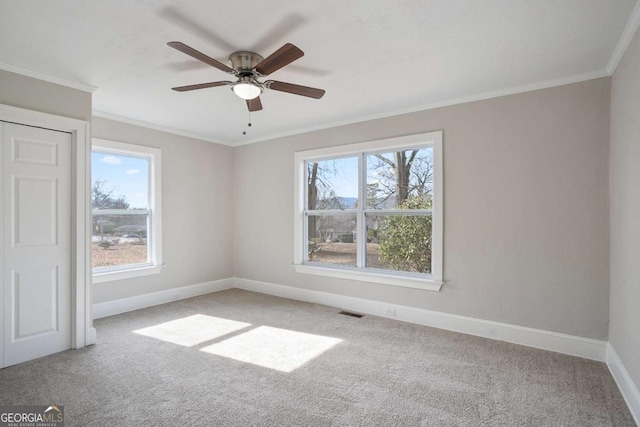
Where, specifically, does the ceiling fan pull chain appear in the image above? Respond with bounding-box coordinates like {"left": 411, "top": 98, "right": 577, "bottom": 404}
{"left": 243, "top": 111, "right": 252, "bottom": 135}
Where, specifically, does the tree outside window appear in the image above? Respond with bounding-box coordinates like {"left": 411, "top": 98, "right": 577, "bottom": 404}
{"left": 305, "top": 146, "right": 434, "bottom": 274}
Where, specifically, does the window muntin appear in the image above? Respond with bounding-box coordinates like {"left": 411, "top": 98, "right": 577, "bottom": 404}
{"left": 305, "top": 148, "right": 432, "bottom": 274}
{"left": 91, "top": 139, "right": 162, "bottom": 279}
{"left": 295, "top": 132, "right": 443, "bottom": 288}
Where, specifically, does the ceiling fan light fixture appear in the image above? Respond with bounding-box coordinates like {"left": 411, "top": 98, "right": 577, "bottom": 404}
{"left": 232, "top": 82, "right": 262, "bottom": 100}
{"left": 169, "top": 42, "right": 325, "bottom": 111}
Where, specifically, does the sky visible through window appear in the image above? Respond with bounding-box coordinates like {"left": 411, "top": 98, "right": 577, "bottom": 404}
{"left": 92, "top": 152, "right": 149, "bottom": 209}
{"left": 308, "top": 149, "right": 433, "bottom": 200}
{"left": 314, "top": 156, "right": 359, "bottom": 199}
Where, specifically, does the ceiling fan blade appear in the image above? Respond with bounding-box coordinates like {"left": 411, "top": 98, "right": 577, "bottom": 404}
{"left": 246, "top": 97, "right": 263, "bottom": 112}
{"left": 171, "top": 81, "right": 232, "bottom": 92}
{"left": 167, "top": 41, "right": 235, "bottom": 74}
{"left": 254, "top": 43, "right": 304, "bottom": 76}
{"left": 265, "top": 80, "right": 325, "bottom": 99}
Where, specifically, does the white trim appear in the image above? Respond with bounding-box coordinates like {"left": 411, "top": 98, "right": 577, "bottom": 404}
{"left": 294, "top": 133, "right": 441, "bottom": 161}
{"left": 607, "top": 0, "right": 640, "bottom": 75}
{"left": 293, "top": 150, "right": 306, "bottom": 265}
{"left": 0, "top": 61, "right": 97, "bottom": 93}
{"left": 91, "top": 138, "right": 163, "bottom": 278}
{"left": 86, "top": 277, "right": 636, "bottom": 419}
{"left": 92, "top": 208, "right": 149, "bottom": 216}
{"left": 607, "top": 343, "right": 640, "bottom": 425}
{"left": 293, "top": 131, "right": 444, "bottom": 289}
{"left": 233, "top": 277, "right": 608, "bottom": 362}
{"left": 92, "top": 138, "right": 161, "bottom": 157}
{"left": 94, "top": 71, "right": 608, "bottom": 148}
{"left": 0, "top": 104, "right": 89, "bottom": 131}
{"left": 293, "top": 264, "right": 443, "bottom": 291}
{"left": 92, "top": 111, "right": 230, "bottom": 146}
{"left": 0, "top": 103, "right": 94, "bottom": 348}
{"left": 92, "top": 265, "right": 163, "bottom": 284}
{"left": 235, "top": 70, "right": 609, "bottom": 147}
{"left": 356, "top": 152, "right": 366, "bottom": 269}
{"left": 431, "top": 132, "right": 444, "bottom": 281}
{"left": 0, "top": 123, "right": 4, "bottom": 366}
{"left": 92, "top": 278, "right": 235, "bottom": 319}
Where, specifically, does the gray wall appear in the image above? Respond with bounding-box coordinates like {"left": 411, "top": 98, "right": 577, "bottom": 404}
{"left": 234, "top": 78, "right": 611, "bottom": 340}
{"left": 92, "top": 117, "right": 234, "bottom": 304}
{"left": 0, "top": 70, "right": 91, "bottom": 121}
{"left": 610, "top": 28, "right": 640, "bottom": 386}
{"left": 0, "top": 68, "right": 613, "bottom": 342}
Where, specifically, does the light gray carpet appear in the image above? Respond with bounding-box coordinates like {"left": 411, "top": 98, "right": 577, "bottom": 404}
{"left": 0, "top": 289, "right": 634, "bottom": 426}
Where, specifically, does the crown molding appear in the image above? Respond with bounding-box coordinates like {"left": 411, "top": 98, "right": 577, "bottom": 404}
{"left": 0, "top": 61, "right": 97, "bottom": 93}
{"left": 93, "top": 69, "right": 608, "bottom": 148}
{"left": 91, "top": 110, "right": 232, "bottom": 146}
{"left": 234, "top": 69, "right": 610, "bottom": 147}
{"left": 607, "top": 0, "right": 640, "bottom": 75}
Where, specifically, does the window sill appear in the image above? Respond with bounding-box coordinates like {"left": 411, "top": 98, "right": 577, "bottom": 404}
{"left": 92, "top": 264, "right": 163, "bottom": 284}
{"left": 292, "top": 264, "right": 443, "bottom": 291}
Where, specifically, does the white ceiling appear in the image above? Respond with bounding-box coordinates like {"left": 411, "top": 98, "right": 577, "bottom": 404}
{"left": 0, "top": 0, "right": 637, "bottom": 146}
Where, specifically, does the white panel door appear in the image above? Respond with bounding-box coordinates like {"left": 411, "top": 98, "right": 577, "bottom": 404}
{"left": 1, "top": 122, "right": 71, "bottom": 367}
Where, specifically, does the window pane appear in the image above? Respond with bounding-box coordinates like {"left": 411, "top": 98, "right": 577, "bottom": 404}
{"left": 366, "top": 147, "right": 433, "bottom": 209}
{"left": 92, "top": 150, "right": 151, "bottom": 271}
{"left": 307, "top": 157, "right": 358, "bottom": 210}
{"left": 92, "top": 214, "right": 149, "bottom": 269}
{"left": 91, "top": 152, "right": 149, "bottom": 209}
{"left": 365, "top": 214, "right": 432, "bottom": 273}
{"left": 307, "top": 214, "right": 357, "bottom": 267}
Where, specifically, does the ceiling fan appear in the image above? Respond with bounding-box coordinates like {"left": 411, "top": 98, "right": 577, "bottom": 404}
{"left": 168, "top": 41, "right": 325, "bottom": 112}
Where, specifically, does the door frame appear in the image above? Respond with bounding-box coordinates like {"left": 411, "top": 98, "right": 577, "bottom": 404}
{"left": 0, "top": 103, "right": 95, "bottom": 351}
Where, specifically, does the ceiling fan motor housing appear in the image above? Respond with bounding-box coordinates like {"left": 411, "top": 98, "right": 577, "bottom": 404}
{"left": 228, "top": 51, "right": 264, "bottom": 99}
{"left": 229, "top": 51, "right": 264, "bottom": 74}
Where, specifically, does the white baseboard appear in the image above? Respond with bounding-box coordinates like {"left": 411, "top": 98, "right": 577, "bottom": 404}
{"left": 92, "top": 278, "right": 235, "bottom": 319}
{"left": 234, "top": 277, "right": 608, "bottom": 362}
{"left": 86, "top": 327, "right": 97, "bottom": 346}
{"left": 607, "top": 344, "right": 640, "bottom": 425}
{"left": 92, "top": 276, "right": 608, "bottom": 361}
{"left": 89, "top": 276, "right": 635, "bottom": 419}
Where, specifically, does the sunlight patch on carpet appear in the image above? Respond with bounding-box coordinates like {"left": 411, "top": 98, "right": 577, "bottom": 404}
{"left": 200, "top": 326, "right": 343, "bottom": 372}
{"left": 133, "top": 314, "right": 251, "bottom": 347}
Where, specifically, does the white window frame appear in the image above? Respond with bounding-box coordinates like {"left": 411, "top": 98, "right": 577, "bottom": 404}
{"left": 293, "top": 131, "right": 444, "bottom": 291}
{"left": 91, "top": 138, "right": 163, "bottom": 283}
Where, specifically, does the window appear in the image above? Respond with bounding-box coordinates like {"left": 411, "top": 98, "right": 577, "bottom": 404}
{"left": 91, "top": 138, "right": 162, "bottom": 283}
{"left": 293, "top": 132, "right": 443, "bottom": 290}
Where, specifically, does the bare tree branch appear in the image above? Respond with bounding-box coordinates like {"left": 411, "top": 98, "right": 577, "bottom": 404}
{"left": 374, "top": 154, "right": 396, "bottom": 168}
{"left": 406, "top": 150, "right": 419, "bottom": 170}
